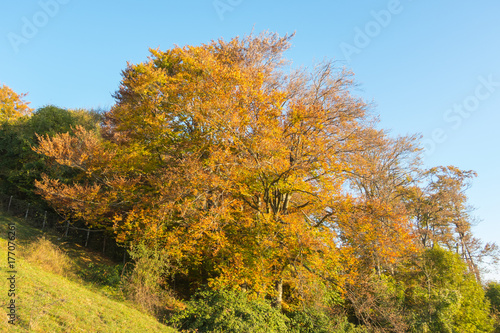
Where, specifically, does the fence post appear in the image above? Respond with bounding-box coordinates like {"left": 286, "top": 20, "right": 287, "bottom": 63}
{"left": 24, "top": 203, "right": 30, "bottom": 220}
{"left": 85, "top": 229, "right": 90, "bottom": 247}
{"left": 7, "top": 196, "right": 13, "bottom": 213}
{"left": 65, "top": 221, "right": 70, "bottom": 237}
{"left": 42, "top": 211, "right": 47, "bottom": 230}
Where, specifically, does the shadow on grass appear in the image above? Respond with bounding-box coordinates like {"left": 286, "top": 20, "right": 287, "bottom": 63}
{"left": 0, "top": 213, "right": 43, "bottom": 243}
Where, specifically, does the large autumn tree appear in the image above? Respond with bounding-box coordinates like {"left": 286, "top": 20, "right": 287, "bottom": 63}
{"left": 33, "top": 33, "right": 424, "bottom": 309}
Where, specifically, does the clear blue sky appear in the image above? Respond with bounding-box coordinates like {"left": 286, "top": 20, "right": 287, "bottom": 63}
{"left": 1, "top": 1, "right": 499, "bottom": 279}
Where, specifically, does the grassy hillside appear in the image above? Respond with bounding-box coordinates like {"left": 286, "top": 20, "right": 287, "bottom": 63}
{"left": 0, "top": 213, "right": 178, "bottom": 332}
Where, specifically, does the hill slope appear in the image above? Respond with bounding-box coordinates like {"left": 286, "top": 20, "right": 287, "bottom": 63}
{"left": 0, "top": 213, "right": 178, "bottom": 332}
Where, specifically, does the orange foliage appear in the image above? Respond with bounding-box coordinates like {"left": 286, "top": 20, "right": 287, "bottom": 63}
{"left": 0, "top": 84, "right": 33, "bottom": 122}
{"left": 34, "top": 33, "right": 426, "bottom": 306}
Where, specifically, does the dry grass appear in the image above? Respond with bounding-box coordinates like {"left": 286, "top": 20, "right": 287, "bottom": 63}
{"left": 24, "top": 236, "right": 74, "bottom": 278}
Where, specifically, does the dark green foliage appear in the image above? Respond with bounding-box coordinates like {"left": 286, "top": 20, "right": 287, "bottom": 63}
{"left": 287, "top": 307, "right": 332, "bottom": 333}
{"left": 28, "top": 105, "right": 101, "bottom": 137}
{"left": 487, "top": 282, "right": 500, "bottom": 313}
{"left": 169, "top": 289, "right": 289, "bottom": 333}
{"left": 486, "top": 282, "right": 500, "bottom": 332}
{"left": 286, "top": 307, "right": 367, "bottom": 333}
{"left": 79, "top": 262, "right": 122, "bottom": 286}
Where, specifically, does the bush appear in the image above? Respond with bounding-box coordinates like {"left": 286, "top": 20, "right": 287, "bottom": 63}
{"left": 169, "top": 289, "right": 289, "bottom": 333}
{"left": 79, "top": 262, "right": 122, "bottom": 287}
{"left": 286, "top": 306, "right": 368, "bottom": 333}
{"left": 122, "top": 243, "right": 179, "bottom": 319}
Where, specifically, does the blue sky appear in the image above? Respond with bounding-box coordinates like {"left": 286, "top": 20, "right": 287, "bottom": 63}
{"left": 1, "top": 1, "right": 499, "bottom": 279}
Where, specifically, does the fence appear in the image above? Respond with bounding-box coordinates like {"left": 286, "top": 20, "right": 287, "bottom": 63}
{"left": 0, "top": 192, "right": 126, "bottom": 261}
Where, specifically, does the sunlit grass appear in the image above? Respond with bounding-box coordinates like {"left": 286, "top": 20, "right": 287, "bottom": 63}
{"left": 0, "top": 213, "right": 178, "bottom": 332}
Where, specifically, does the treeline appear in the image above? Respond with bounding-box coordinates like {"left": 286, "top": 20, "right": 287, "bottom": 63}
{"left": 1, "top": 33, "right": 500, "bottom": 332}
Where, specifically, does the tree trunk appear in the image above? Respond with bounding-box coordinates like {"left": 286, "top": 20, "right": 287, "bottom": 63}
{"left": 273, "top": 278, "right": 283, "bottom": 309}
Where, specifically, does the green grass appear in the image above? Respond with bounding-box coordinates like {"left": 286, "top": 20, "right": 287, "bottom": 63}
{"left": 0, "top": 213, "right": 178, "bottom": 332}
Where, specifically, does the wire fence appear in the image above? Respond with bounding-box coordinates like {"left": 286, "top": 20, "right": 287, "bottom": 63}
{"left": 0, "top": 192, "right": 126, "bottom": 261}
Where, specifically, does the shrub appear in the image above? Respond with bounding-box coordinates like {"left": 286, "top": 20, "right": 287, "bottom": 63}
{"left": 286, "top": 306, "right": 368, "bottom": 333}
{"left": 79, "top": 262, "right": 122, "bottom": 287}
{"left": 122, "top": 243, "right": 179, "bottom": 319}
{"left": 169, "top": 289, "right": 289, "bottom": 333}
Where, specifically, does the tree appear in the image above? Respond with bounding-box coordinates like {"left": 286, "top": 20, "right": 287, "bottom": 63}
{"left": 0, "top": 84, "right": 33, "bottom": 123}
{"left": 404, "top": 166, "right": 499, "bottom": 282}
{"left": 0, "top": 105, "right": 101, "bottom": 202}
{"left": 35, "top": 33, "right": 409, "bottom": 307}
{"left": 402, "top": 247, "right": 493, "bottom": 332}
{"left": 32, "top": 33, "right": 497, "bottom": 331}
{"left": 342, "top": 132, "right": 421, "bottom": 275}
